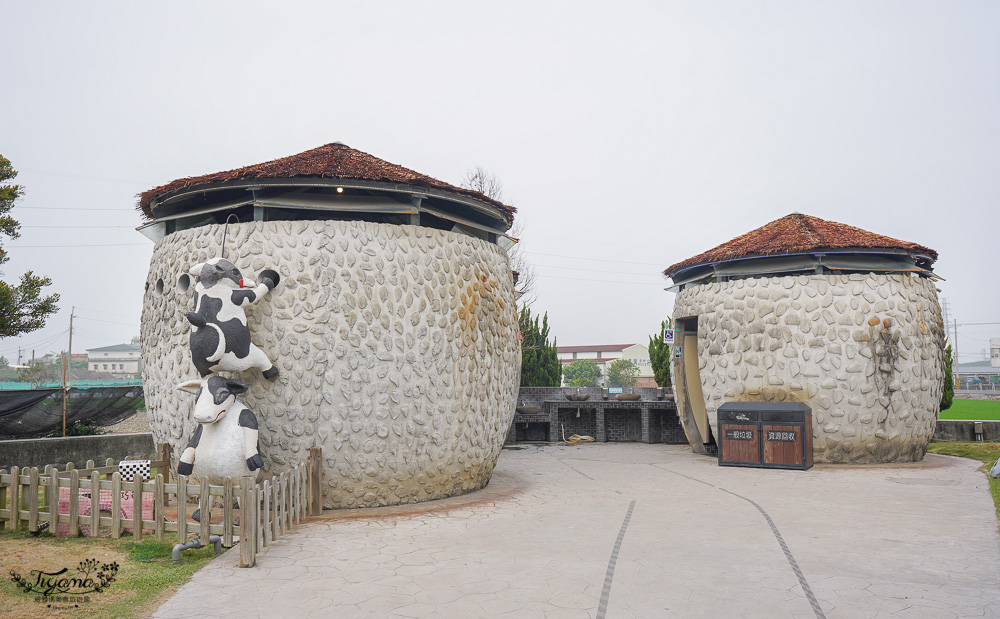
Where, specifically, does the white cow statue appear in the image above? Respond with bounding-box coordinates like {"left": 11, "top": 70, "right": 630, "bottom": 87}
{"left": 176, "top": 376, "right": 264, "bottom": 482}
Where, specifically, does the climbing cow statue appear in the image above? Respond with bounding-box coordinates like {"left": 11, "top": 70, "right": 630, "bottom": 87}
{"left": 186, "top": 258, "right": 281, "bottom": 379}
{"left": 176, "top": 376, "right": 264, "bottom": 481}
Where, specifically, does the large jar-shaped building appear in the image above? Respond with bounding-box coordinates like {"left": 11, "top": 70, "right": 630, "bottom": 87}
{"left": 138, "top": 143, "right": 521, "bottom": 508}
{"left": 665, "top": 214, "right": 944, "bottom": 463}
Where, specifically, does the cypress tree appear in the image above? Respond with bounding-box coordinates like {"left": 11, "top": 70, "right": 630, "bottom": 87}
{"left": 648, "top": 319, "right": 673, "bottom": 388}
{"left": 519, "top": 307, "right": 560, "bottom": 387}
{"left": 941, "top": 341, "right": 954, "bottom": 411}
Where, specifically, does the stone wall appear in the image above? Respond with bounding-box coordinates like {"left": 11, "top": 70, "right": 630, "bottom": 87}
{"left": 672, "top": 273, "right": 944, "bottom": 463}
{"left": 0, "top": 433, "right": 155, "bottom": 470}
{"left": 934, "top": 420, "right": 1000, "bottom": 442}
{"left": 605, "top": 410, "right": 642, "bottom": 441}
{"left": 142, "top": 220, "right": 520, "bottom": 509}
{"left": 507, "top": 387, "right": 685, "bottom": 445}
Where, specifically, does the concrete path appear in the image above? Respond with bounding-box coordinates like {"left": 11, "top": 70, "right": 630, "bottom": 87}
{"left": 154, "top": 444, "right": 1000, "bottom": 618}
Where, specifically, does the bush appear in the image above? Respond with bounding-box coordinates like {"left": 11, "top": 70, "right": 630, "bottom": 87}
{"left": 48, "top": 422, "right": 108, "bottom": 437}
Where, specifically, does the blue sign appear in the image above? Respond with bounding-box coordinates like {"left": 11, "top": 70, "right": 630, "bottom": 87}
{"left": 664, "top": 328, "right": 674, "bottom": 343}
{"left": 609, "top": 387, "right": 623, "bottom": 394}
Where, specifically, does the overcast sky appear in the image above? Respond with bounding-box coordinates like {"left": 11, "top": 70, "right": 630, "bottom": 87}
{"left": 1, "top": 1, "right": 997, "bottom": 366}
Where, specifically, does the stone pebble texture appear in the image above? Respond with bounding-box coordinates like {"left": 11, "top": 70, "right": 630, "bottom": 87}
{"left": 672, "top": 273, "right": 944, "bottom": 463}
{"left": 141, "top": 220, "right": 521, "bottom": 508}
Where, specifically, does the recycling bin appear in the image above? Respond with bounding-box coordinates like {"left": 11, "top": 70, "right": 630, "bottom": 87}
{"left": 717, "top": 402, "right": 813, "bottom": 470}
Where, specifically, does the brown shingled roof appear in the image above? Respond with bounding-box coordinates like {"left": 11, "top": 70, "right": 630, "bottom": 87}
{"left": 138, "top": 142, "right": 515, "bottom": 223}
{"left": 664, "top": 213, "right": 937, "bottom": 277}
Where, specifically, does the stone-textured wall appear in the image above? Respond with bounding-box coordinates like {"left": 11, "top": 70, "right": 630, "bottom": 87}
{"left": 672, "top": 273, "right": 944, "bottom": 463}
{"left": 934, "top": 420, "right": 1000, "bottom": 442}
{"left": 141, "top": 220, "right": 520, "bottom": 508}
{"left": 555, "top": 409, "right": 598, "bottom": 440}
{"left": 605, "top": 411, "right": 642, "bottom": 441}
{"left": 0, "top": 433, "right": 155, "bottom": 470}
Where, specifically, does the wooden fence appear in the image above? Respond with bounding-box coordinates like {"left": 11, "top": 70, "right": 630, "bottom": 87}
{"left": 0, "top": 444, "right": 323, "bottom": 567}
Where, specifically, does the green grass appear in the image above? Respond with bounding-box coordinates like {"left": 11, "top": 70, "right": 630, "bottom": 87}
{"left": 0, "top": 529, "right": 218, "bottom": 618}
{"left": 939, "top": 398, "right": 1000, "bottom": 420}
{"left": 927, "top": 441, "right": 1000, "bottom": 531}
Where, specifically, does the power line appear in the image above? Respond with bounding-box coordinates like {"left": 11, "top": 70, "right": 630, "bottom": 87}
{"left": 21, "top": 225, "right": 136, "bottom": 229}
{"left": 537, "top": 273, "right": 662, "bottom": 286}
{"left": 76, "top": 307, "right": 143, "bottom": 321}
{"left": 524, "top": 250, "right": 664, "bottom": 267}
{"left": 76, "top": 316, "right": 140, "bottom": 328}
{"left": 7, "top": 242, "right": 151, "bottom": 248}
{"left": 0, "top": 328, "right": 70, "bottom": 356}
{"left": 21, "top": 168, "right": 153, "bottom": 186}
{"left": 18, "top": 206, "right": 135, "bottom": 211}
{"left": 535, "top": 263, "right": 663, "bottom": 277}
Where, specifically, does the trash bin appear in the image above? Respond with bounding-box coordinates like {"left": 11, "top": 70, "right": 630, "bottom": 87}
{"left": 717, "top": 402, "right": 813, "bottom": 470}
{"left": 717, "top": 406, "right": 761, "bottom": 467}
{"left": 760, "top": 407, "right": 813, "bottom": 470}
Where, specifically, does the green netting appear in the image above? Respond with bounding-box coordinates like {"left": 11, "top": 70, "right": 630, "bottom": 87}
{"left": 0, "top": 386, "right": 146, "bottom": 439}
{"left": 0, "top": 379, "right": 142, "bottom": 390}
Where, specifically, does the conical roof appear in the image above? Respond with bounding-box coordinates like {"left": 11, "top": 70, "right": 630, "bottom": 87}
{"left": 665, "top": 213, "right": 937, "bottom": 278}
{"left": 138, "top": 142, "right": 514, "bottom": 223}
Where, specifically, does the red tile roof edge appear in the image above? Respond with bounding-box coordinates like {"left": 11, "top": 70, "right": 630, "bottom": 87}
{"left": 137, "top": 142, "right": 515, "bottom": 224}
{"left": 664, "top": 213, "right": 937, "bottom": 278}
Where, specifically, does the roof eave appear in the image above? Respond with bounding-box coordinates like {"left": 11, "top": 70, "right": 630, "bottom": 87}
{"left": 666, "top": 247, "right": 936, "bottom": 282}
{"left": 146, "top": 177, "right": 513, "bottom": 229}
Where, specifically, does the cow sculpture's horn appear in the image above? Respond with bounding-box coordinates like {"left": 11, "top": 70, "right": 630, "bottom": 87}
{"left": 176, "top": 379, "right": 204, "bottom": 395}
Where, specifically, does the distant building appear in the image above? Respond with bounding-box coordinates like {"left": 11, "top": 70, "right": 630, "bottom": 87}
{"left": 991, "top": 338, "right": 1000, "bottom": 368}
{"left": 957, "top": 363, "right": 1000, "bottom": 389}
{"left": 87, "top": 344, "right": 141, "bottom": 377}
{"left": 556, "top": 343, "right": 656, "bottom": 387}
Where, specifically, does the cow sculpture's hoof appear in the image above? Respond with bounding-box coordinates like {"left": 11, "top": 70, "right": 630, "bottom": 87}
{"left": 258, "top": 269, "right": 280, "bottom": 290}
{"left": 247, "top": 454, "right": 264, "bottom": 471}
{"left": 262, "top": 366, "right": 279, "bottom": 380}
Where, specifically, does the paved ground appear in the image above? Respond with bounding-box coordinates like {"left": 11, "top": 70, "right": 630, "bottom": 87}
{"left": 154, "top": 444, "right": 1000, "bottom": 618}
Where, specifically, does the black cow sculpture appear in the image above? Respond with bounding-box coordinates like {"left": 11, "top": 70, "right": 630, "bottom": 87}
{"left": 187, "top": 258, "right": 280, "bottom": 379}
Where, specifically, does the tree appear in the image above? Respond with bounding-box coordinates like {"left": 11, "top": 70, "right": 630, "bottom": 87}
{"left": 461, "top": 167, "right": 536, "bottom": 306}
{"left": 563, "top": 360, "right": 601, "bottom": 387}
{"left": 131, "top": 335, "right": 141, "bottom": 346}
{"left": 519, "top": 307, "right": 560, "bottom": 386}
{"left": 941, "top": 341, "right": 954, "bottom": 412}
{"left": 17, "top": 360, "right": 60, "bottom": 384}
{"left": 648, "top": 319, "right": 673, "bottom": 388}
{"left": 0, "top": 155, "right": 59, "bottom": 339}
{"left": 606, "top": 359, "right": 639, "bottom": 389}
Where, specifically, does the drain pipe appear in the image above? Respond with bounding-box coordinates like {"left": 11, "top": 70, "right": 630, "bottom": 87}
{"left": 172, "top": 535, "right": 223, "bottom": 562}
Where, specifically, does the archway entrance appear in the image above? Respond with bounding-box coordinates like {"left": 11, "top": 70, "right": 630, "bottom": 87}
{"left": 675, "top": 317, "right": 715, "bottom": 454}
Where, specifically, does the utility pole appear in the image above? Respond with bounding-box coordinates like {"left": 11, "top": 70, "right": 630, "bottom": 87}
{"left": 954, "top": 318, "right": 959, "bottom": 390}
{"left": 62, "top": 306, "right": 74, "bottom": 437}
{"left": 941, "top": 298, "right": 952, "bottom": 342}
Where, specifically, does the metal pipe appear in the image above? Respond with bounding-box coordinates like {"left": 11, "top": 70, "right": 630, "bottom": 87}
{"left": 172, "top": 535, "right": 223, "bottom": 562}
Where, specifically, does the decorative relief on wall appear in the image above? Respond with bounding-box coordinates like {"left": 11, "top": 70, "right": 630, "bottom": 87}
{"left": 673, "top": 273, "right": 944, "bottom": 463}
{"left": 142, "top": 220, "right": 521, "bottom": 508}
